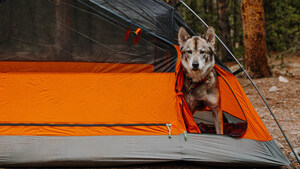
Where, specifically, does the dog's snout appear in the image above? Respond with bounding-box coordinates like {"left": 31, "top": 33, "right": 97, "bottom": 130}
{"left": 192, "top": 62, "right": 199, "bottom": 69}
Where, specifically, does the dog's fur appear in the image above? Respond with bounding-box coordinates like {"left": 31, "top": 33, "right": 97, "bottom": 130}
{"left": 178, "top": 27, "right": 223, "bottom": 134}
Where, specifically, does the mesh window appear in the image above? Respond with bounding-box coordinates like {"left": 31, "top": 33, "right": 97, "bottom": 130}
{"left": 0, "top": 0, "right": 185, "bottom": 72}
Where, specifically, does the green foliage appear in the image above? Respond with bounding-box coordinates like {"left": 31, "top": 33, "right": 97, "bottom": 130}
{"left": 180, "top": 0, "right": 244, "bottom": 59}
{"left": 264, "top": 0, "right": 300, "bottom": 52}
{"left": 178, "top": 0, "right": 299, "bottom": 56}
{"left": 180, "top": 0, "right": 205, "bottom": 35}
{"left": 228, "top": 0, "right": 244, "bottom": 58}
{"left": 180, "top": 0, "right": 221, "bottom": 34}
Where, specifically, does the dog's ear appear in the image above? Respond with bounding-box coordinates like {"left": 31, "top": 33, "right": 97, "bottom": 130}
{"left": 178, "top": 27, "right": 190, "bottom": 47}
{"left": 205, "top": 26, "right": 215, "bottom": 47}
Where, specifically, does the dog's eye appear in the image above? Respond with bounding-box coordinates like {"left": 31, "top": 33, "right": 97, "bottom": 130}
{"left": 187, "top": 50, "right": 192, "bottom": 54}
{"left": 200, "top": 50, "right": 205, "bottom": 54}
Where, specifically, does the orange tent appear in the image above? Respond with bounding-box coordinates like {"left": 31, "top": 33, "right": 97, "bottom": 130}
{"left": 0, "top": 0, "right": 289, "bottom": 167}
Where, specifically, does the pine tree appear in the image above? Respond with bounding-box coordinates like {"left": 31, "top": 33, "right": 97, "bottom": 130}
{"left": 241, "top": 0, "right": 271, "bottom": 78}
{"left": 55, "top": 0, "right": 72, "bottom": 61}
{"left": 217, "top": 0, "right": 233, "bottom": 62}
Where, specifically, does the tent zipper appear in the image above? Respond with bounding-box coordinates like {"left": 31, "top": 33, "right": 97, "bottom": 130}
{"left": 0, "top": 123, "right": 173, "bottom": 136}
{"left": 166, "top": 123, "right": 172, "bottom": 138}
{"left": 0, "top": 123, "right": 167, "bottom": 127}
{"left": 184, "top": 131, "right": 188, "bottom": 141}
{"left": 1, "top": 122, "right": 173, "bottom": 135}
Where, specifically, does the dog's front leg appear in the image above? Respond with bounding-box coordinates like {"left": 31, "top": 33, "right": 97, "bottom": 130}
{"left": 210, "top": 106, "right": 223, "bottom": 135}
{"left": 206, "top": 92, "right": 223, "bottom": 135}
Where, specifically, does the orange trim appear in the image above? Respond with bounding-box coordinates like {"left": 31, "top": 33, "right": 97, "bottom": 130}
{"left": 134, "top": 28, "right": 142, "bottom": 45}
{"left": 135, "top": 28, "right": 142, "bottom": 35}
{"left": 124, "top": 28, "right": 131, "bottom": 41}
{"left": 0, "top": 61, "right": 154, "bottom": 73}
{"left": 0, "top": 125, "right": 170, "bottom": 136}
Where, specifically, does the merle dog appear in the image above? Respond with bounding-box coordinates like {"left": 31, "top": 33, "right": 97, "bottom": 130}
{"left": 178, "top": 27, "right": 223, "bottom": 134}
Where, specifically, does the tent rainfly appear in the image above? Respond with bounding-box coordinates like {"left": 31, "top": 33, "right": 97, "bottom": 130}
{"left": 0, "top": 0, "right": 290, "bottom": 167}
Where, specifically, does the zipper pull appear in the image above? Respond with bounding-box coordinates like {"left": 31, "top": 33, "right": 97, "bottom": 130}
{"left": 184, "top": 131, "right": 188, "bottom": 141}
{"left": 166, "top": 124, "right": 172, "bottom": 138}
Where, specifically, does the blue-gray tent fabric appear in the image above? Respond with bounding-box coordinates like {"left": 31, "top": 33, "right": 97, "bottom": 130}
{"left": 182, "top": 134, "right": 289, "bottom": 166}
{"left": 0, "top": 0, "right": 229, "bottom": 72}
{"left": 0, "top": 0, "right": 184, "bottom": 72}
{"left": 88, "top": 0, "right": 195, "bottom": 45}
{"left": 0, "top": 134, "right": 289, "bottom": 167}
{"left": 86, "top": 0, "right": 230, "bottom": 71}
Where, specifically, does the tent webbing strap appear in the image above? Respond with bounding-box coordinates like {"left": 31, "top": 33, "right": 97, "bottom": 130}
{"left": 179, "top": 0, "right": 299, "bottom": 165}
{"left": 233, "top": 67, "right": 244, "bottom": 75}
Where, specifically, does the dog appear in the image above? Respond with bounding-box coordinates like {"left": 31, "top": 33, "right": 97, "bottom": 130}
{"left": 178, "top": 26, "right": 223, "bottom": 134}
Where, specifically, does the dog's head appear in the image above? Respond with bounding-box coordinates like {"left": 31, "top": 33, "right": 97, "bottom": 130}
{"left": 178, "top": 27, "right": 216, "bottom": 82}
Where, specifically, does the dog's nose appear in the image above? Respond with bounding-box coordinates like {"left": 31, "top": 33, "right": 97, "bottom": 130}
{"left": 192, "top": 62, "right": 199, "bottom": 69}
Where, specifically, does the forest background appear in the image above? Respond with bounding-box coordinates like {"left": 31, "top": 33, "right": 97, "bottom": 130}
{"left": 172, "top": 0, "right": 299, "bottom": 78}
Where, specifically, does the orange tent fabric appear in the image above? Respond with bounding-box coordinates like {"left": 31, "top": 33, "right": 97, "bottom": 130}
{"left": 174, "top": 45, "right": 201, "bottom": 133}
{"left": 0, "top": 72, "right": 184, "bottom": 136}
{"left": 0, "top": 46, "right": 271, "bottom": 141}
{"left": 0, "top": 61, "right": 154, "bottom": 73}
{"left": 215, "top": 66, "right": 272, "bottom": 141}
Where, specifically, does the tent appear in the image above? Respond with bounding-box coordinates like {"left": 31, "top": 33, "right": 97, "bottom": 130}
{"left": 0, "top": 0, "right": 290, "bottom": 167}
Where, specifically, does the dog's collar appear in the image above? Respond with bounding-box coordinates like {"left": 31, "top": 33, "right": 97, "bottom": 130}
{"left": 187, "top": 76, "right": 207, "bottom": 90}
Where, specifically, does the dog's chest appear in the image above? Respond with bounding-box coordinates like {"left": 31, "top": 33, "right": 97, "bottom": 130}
{"left": 183, "top": 86, "right": 208, "bottom": 110}
{"left": 183, "top": 83, "right": 208, "bottom": 101}
{"left": 182, "top": 73, "right": 217, "bottom": 102}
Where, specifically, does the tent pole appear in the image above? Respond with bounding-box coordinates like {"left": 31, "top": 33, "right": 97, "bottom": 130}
{"left": 179, "top": 0, "right": 299, "bottom": 164}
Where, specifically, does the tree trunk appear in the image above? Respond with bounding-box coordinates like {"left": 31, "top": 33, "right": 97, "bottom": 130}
{"left": 87, "top": 13, "right": 93, "bottom": 55}
{"left": 217, "top": 0, "right": 233, "bottom": 62}
{"left": 32, "top": 1, "right": 44, "bottom": 45}
{"left": 233, "top": 0, "right": 239, "bottom": 48}
{"left": 1, "top": 0, "right": 13, "bottom": 45}
{"left": 203, "top": 0, "right": 214, "bottom": 26}
{"left": 241, "top": 0, "right": 271, "bottom": 78}
{"left": 7, "top": 1, "right": 14, "bottom": 53}
{"left": 209, "top": 0, "right": 214, "bottom": 23}
{"left": 203, "top": 0, "right": 208, "bottom": 24}
{"left": 55, "top": 0, "right": 72, "bottom": 61}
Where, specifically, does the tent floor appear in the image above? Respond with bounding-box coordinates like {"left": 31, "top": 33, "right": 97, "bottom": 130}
{"left": 0, "top": 134, "right": 289, "bottom": 167}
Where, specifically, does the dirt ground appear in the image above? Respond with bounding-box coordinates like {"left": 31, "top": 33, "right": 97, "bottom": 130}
{"left": 212, "top": 54, "right": 300, "bottom": 168}
{"left": 237, "top": 55, "right": 300, "bottom": 169}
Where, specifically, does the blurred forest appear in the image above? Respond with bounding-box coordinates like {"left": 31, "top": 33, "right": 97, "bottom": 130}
{"left": 165, "top": 0, "right": 299, "bottom": 78}
{"left": 174, "top": 0, "right": 299, "bottom": 59}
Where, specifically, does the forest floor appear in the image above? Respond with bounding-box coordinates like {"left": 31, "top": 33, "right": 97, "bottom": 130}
{"left": 236, "top": 54, "right": 300, "bottom": 169}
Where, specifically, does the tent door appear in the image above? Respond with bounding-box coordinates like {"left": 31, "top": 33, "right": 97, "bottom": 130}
{"left": 192, "top": 110, "right": 247, "bottom": 137}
